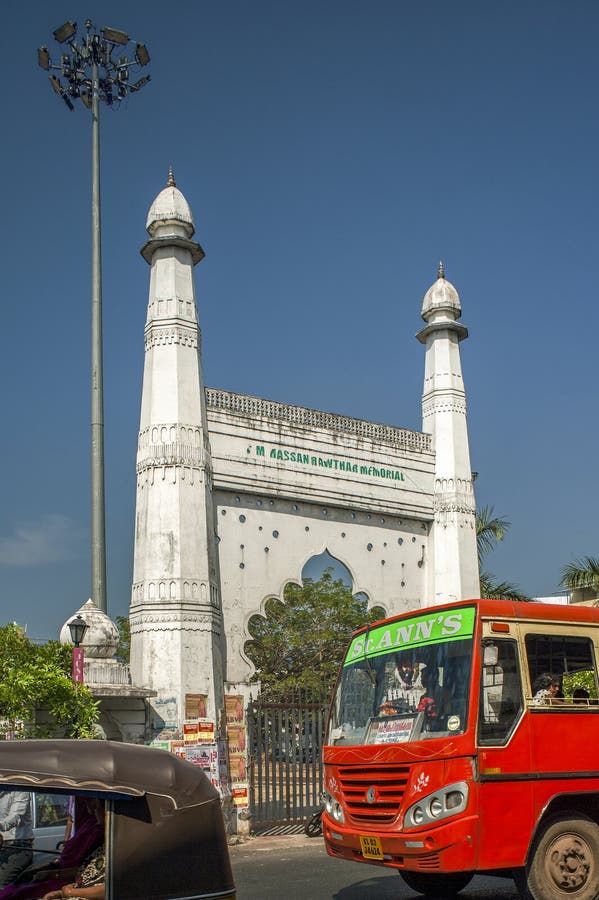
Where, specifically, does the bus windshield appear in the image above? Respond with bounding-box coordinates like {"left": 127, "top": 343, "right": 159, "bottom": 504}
{"left": 327, "top": 606, "right": 475, "bottom": 746}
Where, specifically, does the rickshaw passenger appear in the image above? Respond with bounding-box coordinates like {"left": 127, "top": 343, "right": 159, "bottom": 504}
{"left": 0, "top": 801, "right": 103, "bottom": 900}
{"left": 0, "top": 793, "right": 33, "bottom": 887}
{"left": 39, "top": 844, "right": 104, "bottom": 900}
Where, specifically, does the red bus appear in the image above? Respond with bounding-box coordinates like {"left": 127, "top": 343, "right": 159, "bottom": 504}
{"left": 323, "top": 598, "right": 599, "bottom": 899}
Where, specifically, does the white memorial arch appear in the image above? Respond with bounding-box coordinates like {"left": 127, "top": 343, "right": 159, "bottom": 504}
{"left": 129, "top": 173, "right": 480, "bottom": 734}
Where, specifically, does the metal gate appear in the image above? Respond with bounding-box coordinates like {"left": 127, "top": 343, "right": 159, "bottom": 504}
{"left": 246, "top": 694, "right": 326, "bottom": 825}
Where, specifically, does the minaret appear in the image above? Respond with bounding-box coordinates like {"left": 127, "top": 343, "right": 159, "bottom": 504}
{"left": 417, "top": 263, "right": 480, "bottom": 604}
{"left": 129, "top": 170, "right": 224, "bottom": 732}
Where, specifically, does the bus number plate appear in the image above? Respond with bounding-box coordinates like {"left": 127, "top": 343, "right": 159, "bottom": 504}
{"left": 360, "top": 835, "right": 383, "bottom": 859}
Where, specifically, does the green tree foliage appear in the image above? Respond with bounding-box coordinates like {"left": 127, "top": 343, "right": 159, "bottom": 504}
{"left": 0, "top": 624, "right": 99, "bottom": 739}
{"left": 561, "top": 557, "right": 599, "bottom": 595}
{"left": 476, "top": 505, "right": 529, "bottom": 601}
{"left": 115, "top": 616, "right": 130, "bottom": 664}
{"left": 245, "top": 570, "right": 385, "bottom": 698}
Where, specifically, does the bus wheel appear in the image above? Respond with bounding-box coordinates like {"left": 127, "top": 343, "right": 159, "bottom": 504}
{"left": 399, "top": 871, "right": 473, "bottom": 897}
{"left": 523, "top": 815, "right": 599, "bottom": 900}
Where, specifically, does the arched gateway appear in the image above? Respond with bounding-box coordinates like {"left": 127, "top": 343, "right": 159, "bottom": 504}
{"left": 129, "top": 173, "right": 480, "bottom": 737}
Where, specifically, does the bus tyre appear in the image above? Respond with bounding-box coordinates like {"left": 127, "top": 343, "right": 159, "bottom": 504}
{"left": 399, "top": 871, "right": 473, "bottom": 897}
{"left": 522, "top": 814, "right": 599, "bottom": 900}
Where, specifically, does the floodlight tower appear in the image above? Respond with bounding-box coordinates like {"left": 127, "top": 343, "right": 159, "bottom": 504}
{"left": 37, "top": 20, "right": 150, "bottom": 613}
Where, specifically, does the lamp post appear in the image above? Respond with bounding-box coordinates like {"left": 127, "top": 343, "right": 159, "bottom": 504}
{"left": 68, "top": 615, "right": 88, "bottom": 684}
{"left": 37, "top": 21, "right": 151, "bottom": 614}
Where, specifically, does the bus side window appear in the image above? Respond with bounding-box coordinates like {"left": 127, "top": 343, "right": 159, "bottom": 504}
{"left": 478, "top": 640, "right": 523, "bottom": 745}
{"left": 525, "top": 633, "right": 598, "bottom": 702}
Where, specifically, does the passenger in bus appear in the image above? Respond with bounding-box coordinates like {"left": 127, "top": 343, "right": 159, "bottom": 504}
{"left": 0, "top": 793, "right": 33, "bottom": 887}
{"left": 531, "top": 673, "right": 561, "bottom": 704}
{"left": 573, "top": 687, "right": 590, "bottom": 704}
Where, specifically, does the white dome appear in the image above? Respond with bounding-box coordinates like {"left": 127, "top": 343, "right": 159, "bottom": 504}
{"left": 421, "top": 262, "right": 461, "bottom": 319}
{"left": 146, "top": 168, "right": 195, "bottom": 237}
{"left": 59, "top": 599, "right": 119, "bottom": 660}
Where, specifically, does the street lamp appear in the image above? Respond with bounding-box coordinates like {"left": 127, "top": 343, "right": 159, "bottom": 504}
{"left": 68, "top": 615, "right": 88, "bottom": 684}
{"left": 37, "top": 21, "right": 151, "bottom": 614}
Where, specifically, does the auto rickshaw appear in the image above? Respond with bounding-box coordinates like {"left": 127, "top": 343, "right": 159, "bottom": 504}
{"left": 0, "top": 739, "right": 236, "bottom": 900}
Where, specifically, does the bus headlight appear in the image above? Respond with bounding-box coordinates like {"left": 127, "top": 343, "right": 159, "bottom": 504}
{"left": 404, "top": 782, "right": 469, "bottom": 829}
{"left": 332, "top": 801, "right": 345, "bottom": 824}
{"left": 323, "top": 791, "right": 345, "bottom": 824}
{"left": 446, "top": 789, "right": 465, "bottom": 810}
{"left": 429, "top": 797, "right": 443, "bottom": 818}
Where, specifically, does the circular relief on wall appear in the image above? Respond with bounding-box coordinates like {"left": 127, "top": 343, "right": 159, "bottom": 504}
{"left": 367, "top": 543, "right": 373, "bottom": 551}
{"left": 239, "top": 515, "right": 246, "bottom": 523}
{"left": 272, "top": 530, "right": 279, "bottom": 538}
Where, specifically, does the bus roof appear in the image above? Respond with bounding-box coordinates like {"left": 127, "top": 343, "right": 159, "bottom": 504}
{"left": 359, "top": 598, "right": 599, "bottom": 636}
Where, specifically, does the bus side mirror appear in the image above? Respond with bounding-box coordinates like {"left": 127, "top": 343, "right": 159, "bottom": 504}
{"left": 483, "top": 644, "right": 499, "bottom": 667}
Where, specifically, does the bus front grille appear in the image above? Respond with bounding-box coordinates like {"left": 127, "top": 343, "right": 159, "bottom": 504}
{"left": 338, "top": 764, "right": 410, "bottom": 824}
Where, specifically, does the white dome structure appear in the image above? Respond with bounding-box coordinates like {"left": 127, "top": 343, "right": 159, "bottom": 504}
{"left": 146, "top": 167, "right": 195, "bottom": 237}
{"left": 421, "top": 261, "right": 462, "bottom": 319}
{"left": 60, "top": 599, "right": 119, "bottom": 660}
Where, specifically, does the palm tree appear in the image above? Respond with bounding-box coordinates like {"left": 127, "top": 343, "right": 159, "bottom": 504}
{"left": 476, "top": 506, "right": 529, "bottom": 601}
{"left": 476, "top": 506, "right": 510, "bottom": 565}
{"left": 561, "top": 557, "right": 599, "bottom": 596}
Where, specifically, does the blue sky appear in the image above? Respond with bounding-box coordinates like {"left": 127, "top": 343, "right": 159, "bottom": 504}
{"left": 1, "top": 0, "right": 598, "bottom": 639}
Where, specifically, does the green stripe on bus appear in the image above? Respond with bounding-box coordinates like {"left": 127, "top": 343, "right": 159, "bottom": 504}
{"left": 344, "top": 606, "right": 476, "bottom": 665}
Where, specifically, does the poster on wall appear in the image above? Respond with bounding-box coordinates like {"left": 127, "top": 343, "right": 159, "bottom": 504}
{"left": 224, "top": 695, "right": 244, "bottom": 725}
{"left": 229, "top": 755, "right": 247, "bottom": 782}
{"left": 226, "top": 725, "right": 246, "bottom": 755}
{"left": 183, "top": 721, "right": 199, "bottom": 743}
{"left": 232, "top": 786, "right": 249, "bottom": 808}
{"left": 185, "top": 693, "right": 207, "bottom": 719}
{"left": 151, "top": 697, "right": 178, "bottom": 735}
{"left": 185, "top": 742, "right": 231, "bottom": 800}
{"left": 197, "top": 720, "right": 216, "bottom": 742}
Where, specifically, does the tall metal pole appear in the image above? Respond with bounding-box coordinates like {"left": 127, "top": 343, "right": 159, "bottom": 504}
{"left": 90, "top": 59, "right": 107, "bottom": 613}
{"left": 37, "top": 22, "right": 151, "bottom": 616}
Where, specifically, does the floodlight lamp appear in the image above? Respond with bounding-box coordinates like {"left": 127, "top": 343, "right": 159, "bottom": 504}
{"left": 80, "top": 90, "right": 92, "bottom": 109}
{"left": 102, "top": 26, "right": 129, "bottom": 45}
{"left": 131, "top": 74, "right": 150, "bottom": 92}
{"left": 49, "top": 74, "right": 63, "bottom": 95}
{"left": 135, "top": 42, "right": 150, "bottom": 66}
{"left": 37, "top": 46, "right": 50, "bottom": 70}
{"left": 62, "top": 93, "right": 75, "bottom": 111}
{"left": 68, "top": 615, "right": 88, "bottom": 647}
{"left": 53, "top": 21, "right": 77, "bottom": 43}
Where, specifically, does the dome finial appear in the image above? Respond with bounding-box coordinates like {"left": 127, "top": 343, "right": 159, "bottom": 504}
{"left": 167, "top": 165, "right": 176, "bottom": 188}
{"left": 438, "top": 260, "right": 445, "bottom": 279}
